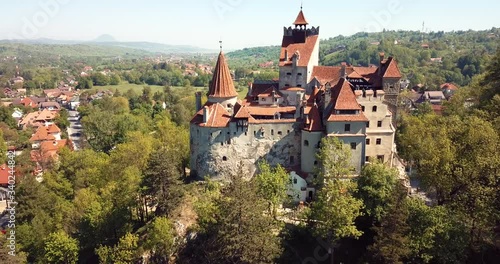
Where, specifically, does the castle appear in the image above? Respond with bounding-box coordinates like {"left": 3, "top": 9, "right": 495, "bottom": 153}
{"left": 190, "top": 9, "right": 401, "bottom": 200}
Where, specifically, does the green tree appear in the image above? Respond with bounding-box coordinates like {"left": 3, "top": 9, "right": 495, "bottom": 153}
{"left": 43, "top": 231, "right": 79, "bottom": 264}
{"left": 356, "top": 161, "right": 399, "bottom": 222}
{"left": 144, "top": 217, "right": 176, "bottom": 263}
{"left": 254, "top": 161, "right": 290, "bottom": 219}
{"left": 142, "top": 146, "right": 184, "bottom": 216}
{"left": 96, "top": 233, "right": 140, "bottom": 264}
{"left": 315, "top": 137, "right": 353, "bottom": 184}
{"left": 369, "top": 184, "right": 410, "bottom": 264}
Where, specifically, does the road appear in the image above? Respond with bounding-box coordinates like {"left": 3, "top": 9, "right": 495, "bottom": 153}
{"left": 67, "top": 110, "right": 83, "bottom": 151}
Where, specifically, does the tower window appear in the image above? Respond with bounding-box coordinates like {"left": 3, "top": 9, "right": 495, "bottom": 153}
{"left": 271, "top": 129, "right": 274, "bottom": 135}
{"left": 372, "top": 106, "right": 378, "bottom": 112}
{"left": 378, "top": 121, "right": 383, "bottom": 127}
{"left": 376, "top": 138, "right": 382, "bottom": 145}
{"left": 344, "top": 124, "right": 351, "bottom": 132}
{"left": 361, "top": 106, "right": 365, "bottom": 112}
{"left": 297, "top": 84, "right": 302, "bottom": 87}
{"left": 350, "top": 142, "right": 357, "bottom": 150}
{"left": 278, "top": 131, "right": 282, "bottom": 135}
{"left": 222, "top": 156, "right": 227, "bottom": 161}
{"left": 297, "top": 73, "right": 302, "bottom": 76}
{"left": 366, "top": 138, "right": 371, "bottom": 145}
{"left": 304, "top": 140, "right": 309, "bottom": 146}
{"left": 366, "top": 122, "right": 370, "bottom": 128}
{"left": 365, "top": 156, "right": 370, "bottom": 162}
{"left": 293, "top": 178, "right": 298, "bottom": 184}
{"left": 314, "top": 160, "right": 318, "bottom": 165}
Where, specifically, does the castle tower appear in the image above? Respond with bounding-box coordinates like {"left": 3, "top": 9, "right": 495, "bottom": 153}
{"left": 279, "top": 7, "right": 320, "bottom": 92}
{"left": 207, "top": 51, "right": 238, "bottom": 111}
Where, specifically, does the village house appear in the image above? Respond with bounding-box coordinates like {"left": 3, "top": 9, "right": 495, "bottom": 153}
{"left": 29, "top": 124, "right": 62, "bottom": 149}
{"left": 18, "top": 109, "right": 58, "bottom": 130}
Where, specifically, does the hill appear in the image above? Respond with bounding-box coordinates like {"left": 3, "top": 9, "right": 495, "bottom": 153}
{"left": 227, "top": 28, "right": 500, "bottom": 89}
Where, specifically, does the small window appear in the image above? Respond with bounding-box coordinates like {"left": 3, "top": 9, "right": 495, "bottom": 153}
{"left": 221, "top": 142, "right": 224, "bottom": 146}
{"left": 372, "top": 106, "right": 377, "bottom": 112}
{"left": 350, "top": 142, "right": 357, "bottom": 150}
{"left": 377, "top": 155, "right": 384, "bottom": 162}
{"left": 285, "top": 84, "right": 290, "bottom": 87}
{"left": 314, "top": 160, "right": 318, "bottom": 165}
{"left": 345, "top": 124, "right": 351, "bottom": 132}
{"left": 261, "top": 98, "right": 265, "bottom": 101}
{"left": 377, "top": 121, "right": 382, "bottom": 127}
{"left": 286, "top": 72, "right": 292, "bottom": 76}
{"left": 297, "top": 73, "right": 303, "bottom": 76}
{"left": 290, "top": 156, "right": 295, "bottom": 164}
{"left": 361, "top": 106, "right": 365, "bottom": 112}
{"left": 376, "top": 138, "right": 382, "bottom": 145}
{"left": 274, "top": 98, "right": 278, "bottom": 102}
{"left": 297, "top": 84, "right": 302, "bottom": 87}
{"left": 245, "top": 131, "right": 248, "bottom": 136}
{"left": 366, "top": 138, "right": 370, "bottom": 145}
{"left": 271, "top": 129, "right": 274, "bottom": 135}
{"left": 261, "top": 131, "right": 265, "bottom": 137}
{"left": 365, "top": 156, "right": 370, "bottom": 162}
{"left": 366, "top": 122, "right": 370, "bottom": 128}
{"left": 223, "top": 156, "right": 227, "bottom": 161}
{"left": 277, "top": 131, "right": 282, "bottom": 135}
{"left": 293, "top": 178, "right": 298, "bottom": 184}
{"left": 304, "top": 140, "right": 309, "bottom": 146}
{"left": 287, "top": 130, "right": 290, "bottom": 134}
{"left": 254, "top": 131, "right": 257, "bottom": 136}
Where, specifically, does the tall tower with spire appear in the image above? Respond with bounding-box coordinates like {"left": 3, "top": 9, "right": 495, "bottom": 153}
{"left": 278, "top": 7, "right": 320, "bottom": 92}
{"left": 207, "top": 50, "right": 238, "bottom": 111}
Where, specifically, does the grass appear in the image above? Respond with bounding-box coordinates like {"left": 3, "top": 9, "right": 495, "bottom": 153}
{"left": 237, "top": 86, "right": 248, "bottom": 99}
{"left": 97, "top": 82, "right": 167, "bottom": 94}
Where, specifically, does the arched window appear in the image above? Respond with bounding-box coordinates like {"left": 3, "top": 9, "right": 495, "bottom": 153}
{"left": 304, "top": 140, "right": 309, "bottom": 146}
{"left": 293, "top": 178, "right": 298, "bottom": 184}
{"left": 372, "top": 106, "right": 378, "bottom": 112}
{"left": 222, "top": 156, "right": 227, "bottom": 161}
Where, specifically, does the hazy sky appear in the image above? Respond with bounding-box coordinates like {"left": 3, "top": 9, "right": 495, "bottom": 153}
{"left": 0, "top": 0, "right": 498, "bottom": 50}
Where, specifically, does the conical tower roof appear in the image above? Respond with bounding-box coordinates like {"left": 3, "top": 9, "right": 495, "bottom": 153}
{"left": 208, "top": 52, "right": 238, "bottom": 98}
{"left": 293, "top": 10, "right": 308, "bottom": 26}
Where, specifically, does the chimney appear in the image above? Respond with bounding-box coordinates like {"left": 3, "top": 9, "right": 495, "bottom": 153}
{"left": 341, "top": 62, "right": 347, "bottom": 78}
{"left": 195, "top": 92, "right": 202, "bottom": 112}
{"left": 284, "top": 50, "right": 288, "bottom": 61}
{"left": 379, "top": 52, "right": 385, "bottom": 76}
{"left": 203, "top": 106, "right": 209, "bottom": 123}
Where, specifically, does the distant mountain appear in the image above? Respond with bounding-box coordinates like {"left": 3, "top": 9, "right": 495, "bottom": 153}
{"left": 0, "top": 37, "right": 217, "bottom": 54}
{"left": 93, "top": 34, "right": 117, "bottom": 43}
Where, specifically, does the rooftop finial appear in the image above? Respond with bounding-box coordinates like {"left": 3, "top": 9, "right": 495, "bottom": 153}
{"left": 301, "top": 1, "right": 303, "bottom": 10}
{"left": 219, "top": 39, "right": 223, "bottom": 52}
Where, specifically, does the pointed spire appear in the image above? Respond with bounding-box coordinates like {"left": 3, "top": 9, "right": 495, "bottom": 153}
{"left": 208, "top": 51, "right": 238, "bottom": 98}
{"left": 293, "top": 6, "right": 308, "bottom": 26}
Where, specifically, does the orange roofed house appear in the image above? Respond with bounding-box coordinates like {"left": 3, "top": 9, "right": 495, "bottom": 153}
{"left": 190, "top": 8, "right": 402, "bottom": 201}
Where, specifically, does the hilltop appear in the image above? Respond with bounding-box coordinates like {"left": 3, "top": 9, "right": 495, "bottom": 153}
{"left": 227, "top": 28, "right": 499, "bottom": 88}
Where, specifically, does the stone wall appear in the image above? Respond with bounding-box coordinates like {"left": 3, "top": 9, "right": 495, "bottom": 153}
{"left": 190, "top": 122, "right": 301, "bottom": 179}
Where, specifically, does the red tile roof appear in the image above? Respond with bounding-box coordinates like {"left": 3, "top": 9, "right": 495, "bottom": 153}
{"left": 208, "top": 52, "right": 238, "bottom": 98}
{"left": 258, "top": 87, "right": 282, "bottom": 98}
{"left": 331, "top": 79, "right": 361, "bottom": 111}
{"left": 191, "top": 103, "right": 232, "bottom": 128}
{"left": 305, "top": 104, "right": 323, "bottom": 132}
{"left": 440, "top": 83, "right": 458, "bottom": 90}
{"left": 30, "top": 126, "right": 57, "bottom": 142}
{"left": 327, "top": 113, "right": 368, "bottom": 122}
{"left": 382, "top": 57, "right": 402, "bottom": 78}
{"left": 245, "top": 105, "right": 296, "bottom": 116}
{"left": 249, "top": 81, "right": 279, "bottom": 97}
{"left": 0, "top": 164, "right": 11, "bottom": 185}
{"left": 293, "top": 10, "right": 308, "bottom": 25}
{"left": 233, "top": 105, "right": 256, "bottom": 122}
{"left": 279, "top": 35, "right": 319, "bottom": 67}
